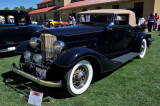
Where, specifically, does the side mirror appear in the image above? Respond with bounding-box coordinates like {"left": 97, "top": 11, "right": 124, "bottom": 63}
{"left": 108, "top": 22, "right": 115, "bottom": 28}
{"left": 106, "top": 22, "right": 115, "bottom": 31}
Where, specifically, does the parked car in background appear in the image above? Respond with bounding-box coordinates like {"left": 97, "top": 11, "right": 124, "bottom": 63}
{"left": 12, "top": 9, "right": 152, "bottom": 96}
{"left": 36, "top": 21, "right": 51, "bottom": 28}
{"left": 0, "top": 10, "right": 45, "bottom": 53}
{"left": 50, "top": 21, "right": 69, "bottom": 28}
{"left": 50, "top": 21, "right": 59, "bottom": 27}
{"left": 55, "top": 21, "right": 69, "bottom": 27}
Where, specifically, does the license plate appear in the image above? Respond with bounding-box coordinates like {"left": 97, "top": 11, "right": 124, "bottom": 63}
{"left": 36, "top": 67, "right": 47, "bottom": 79}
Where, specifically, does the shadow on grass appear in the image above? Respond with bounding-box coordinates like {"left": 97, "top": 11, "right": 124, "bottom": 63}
{"left": 1, "top": 71, "right": 70, "bottom": 100}
{"left": 1, "top": 60, "right": 133, "bottom": 101}
{"left": 0, "top": 51, "right": 19, "bottom": 58}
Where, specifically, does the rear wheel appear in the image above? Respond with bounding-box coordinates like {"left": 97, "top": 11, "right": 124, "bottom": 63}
{"left": 63, "top": 60, "right": 93, "bottom": 96}
{"left": 138, "top": 39, "right": 147, "bottom": 58}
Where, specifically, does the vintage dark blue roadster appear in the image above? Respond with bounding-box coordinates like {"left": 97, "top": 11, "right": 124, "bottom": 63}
{"left": 12, "top": 9, "right": 152, "bottom": 96}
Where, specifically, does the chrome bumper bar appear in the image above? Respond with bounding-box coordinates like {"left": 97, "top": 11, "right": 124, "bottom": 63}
{"left": 12, "top": 63, "right": 62, "bottom": 88}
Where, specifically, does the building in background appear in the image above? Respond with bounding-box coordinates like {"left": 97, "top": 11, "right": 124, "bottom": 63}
{"left": 29, "top": 0, "right": 160, "bottom": 23}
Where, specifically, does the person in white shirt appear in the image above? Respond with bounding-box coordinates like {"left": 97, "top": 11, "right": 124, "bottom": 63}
{"left": 138, "top": 15, "right": 145, "bottom": 26}
{"left": 138, "top": 15, "right": 146, "bottom": 31}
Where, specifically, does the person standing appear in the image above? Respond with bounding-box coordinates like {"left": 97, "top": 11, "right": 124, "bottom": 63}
{"left": 72, "top": 16, "right": 76, "bottom": 25}
{"left": 147, "top": 13, "right": 155, "bottom": 32}
{"left": 138, "top": 15, "right": 145, "bottom": 31}
{"left": 69, "top": 16, "right": 73, "bottom": 25}
{"left": 138, "top": 15, "right": 145, "bottom": 26}
{"left": 153, "top": 13, "right": 159, "bottom": 30}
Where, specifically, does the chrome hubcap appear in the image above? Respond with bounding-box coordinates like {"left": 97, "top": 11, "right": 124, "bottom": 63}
{"left": 73, "top": 65, "right": 89, "bottom": 89}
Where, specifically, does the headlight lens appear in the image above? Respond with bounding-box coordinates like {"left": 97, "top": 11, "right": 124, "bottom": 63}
{"left": 24, "top": 51, "right": 31, "bottom": 61}
{"left": 29, "top": 37, "right": 40, "bottom": 49}
{"left": 33, "top": 54, "right": 43, "bottom": 64}
{"left": 53, "top": 41, "right": 65, "bottom": 54}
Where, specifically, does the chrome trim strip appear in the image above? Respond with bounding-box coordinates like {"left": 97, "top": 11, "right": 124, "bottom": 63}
{"left": 64, "top": 30, "right": 103, "bottom": 37}
{"left": 12, "top": 63, "right": 62, "bottom": 88}
{"left": 0, "top": 47, "right": 16, "bottom": 53}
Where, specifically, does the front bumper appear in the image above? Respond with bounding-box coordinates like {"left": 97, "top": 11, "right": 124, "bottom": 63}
{"left": 12, "top": 63, "right": 62, "bottom": 88}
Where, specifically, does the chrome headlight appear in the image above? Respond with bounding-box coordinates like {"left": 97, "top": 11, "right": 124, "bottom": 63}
{"left": 29, "top": 37, "right": 40, "bottom": 49}
{"left": 53, "top": 41, "right": 65, "bottom": 54}
{"left": 33, "top": 54, "right": 43, "bottom": 64}
{"left": 24, "top": 51, "right": 31, "bottom": 61}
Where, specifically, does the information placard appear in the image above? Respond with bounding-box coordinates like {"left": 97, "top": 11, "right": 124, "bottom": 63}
{"left": 28, "top": 91, "right": 43, "bottom": 106}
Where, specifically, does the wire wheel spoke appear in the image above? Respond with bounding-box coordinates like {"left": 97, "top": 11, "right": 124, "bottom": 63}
{"left": 72, "top": 65, "right": 89, "bottom": 89}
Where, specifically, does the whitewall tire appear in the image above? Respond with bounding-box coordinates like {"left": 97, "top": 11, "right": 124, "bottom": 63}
{"left": 63, "top": 60, "right": 93, "bottom": 96}
{"left": 138, "top": 39, "right": 147, "bottom": 58}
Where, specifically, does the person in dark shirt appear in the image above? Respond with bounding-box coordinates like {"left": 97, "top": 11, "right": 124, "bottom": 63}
{"left": 147, "top": 13, "right": 155, "bottom": 32}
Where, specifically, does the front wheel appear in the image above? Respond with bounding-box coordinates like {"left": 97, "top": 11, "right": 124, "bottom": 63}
{"left": 138, "top": 39, "right": 147, "bottom": 58}
{"left": 63, "top": 60, "right": 93, "bottom": 96}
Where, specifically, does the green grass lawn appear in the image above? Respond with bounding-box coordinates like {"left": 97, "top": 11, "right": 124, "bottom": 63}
{"left": 0, "top": 31, "right": 160, "bottom": 106}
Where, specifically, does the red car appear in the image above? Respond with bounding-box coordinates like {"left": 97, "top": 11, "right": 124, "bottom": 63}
{"left": 55, "top": 21, "right": 69, "bottom": 27}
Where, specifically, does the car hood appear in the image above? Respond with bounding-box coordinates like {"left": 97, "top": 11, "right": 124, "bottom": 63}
{"left": 48, "top": 25, "right": 103, "bottom": 36}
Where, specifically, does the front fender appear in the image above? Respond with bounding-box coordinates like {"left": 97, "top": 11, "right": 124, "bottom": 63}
{"left": 15, "top": 40, "right": 33, "bottom": 53}
{"left": 54, "top": 47, "right": 121, "bottom": 73}
{"left": 55, "top": 48, "right": 103, "bottom": 67}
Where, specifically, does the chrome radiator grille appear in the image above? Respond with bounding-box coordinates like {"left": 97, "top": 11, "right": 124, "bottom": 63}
{"left": 40, "top": 33, "right": 57, "bottom": 61}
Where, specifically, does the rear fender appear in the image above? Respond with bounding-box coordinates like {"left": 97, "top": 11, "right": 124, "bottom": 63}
{"left": 133, "top": 32, "right": 149, "bottom": 52}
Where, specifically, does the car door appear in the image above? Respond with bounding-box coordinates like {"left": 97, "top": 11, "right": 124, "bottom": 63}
{"left": 101, "top": 14, "right": 133, "bottom": 55}
{"left": 16, "top": 14, "right": 42, "bottom": 42}
{"left": 109, "top": 25, "right": 133, "bottom": 52}
{"left": 0, "top": 15, "right": 24, "bottom": 46}
{"left": 16, "top": 14, "right": 45, "bottom": 41}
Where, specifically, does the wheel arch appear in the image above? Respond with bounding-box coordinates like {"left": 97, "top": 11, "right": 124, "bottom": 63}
{"left": 133, "top": 32, "right": 149, "bottom": 52}
{"left": 54, "top": 47, "right": 104, "bottom": 73}
{"left": 71, "top": 56, "right": 102, "bottom": 75}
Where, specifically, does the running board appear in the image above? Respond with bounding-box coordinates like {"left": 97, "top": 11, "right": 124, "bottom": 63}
{"left": 111, "top": 52, "right": 139, "bottom": 63}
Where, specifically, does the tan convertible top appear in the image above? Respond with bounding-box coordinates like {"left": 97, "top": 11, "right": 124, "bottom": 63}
{"left": 78, "top": 9, "right": 136, "bottom": 26}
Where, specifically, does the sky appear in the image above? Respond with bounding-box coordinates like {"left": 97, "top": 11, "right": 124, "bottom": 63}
{"left": 0, "top": 0, "right": 42, "bottom": 10}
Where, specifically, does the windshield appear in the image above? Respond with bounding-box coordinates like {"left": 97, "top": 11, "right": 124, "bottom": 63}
{"left": 77, "top": 14, "right": 113, "bottom": 25}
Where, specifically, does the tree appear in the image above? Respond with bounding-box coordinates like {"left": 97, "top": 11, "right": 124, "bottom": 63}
{"left": 19, "top": 6, "right": 25, "bottom": 11}
{"left": 4, "top": 7, "right": 10, "bottom": 10}
{"left": 26, "top": 7, "right": 35, "bottom": 13}
{"left": 13, "top": 7, "right": 19, "bottom": 10}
